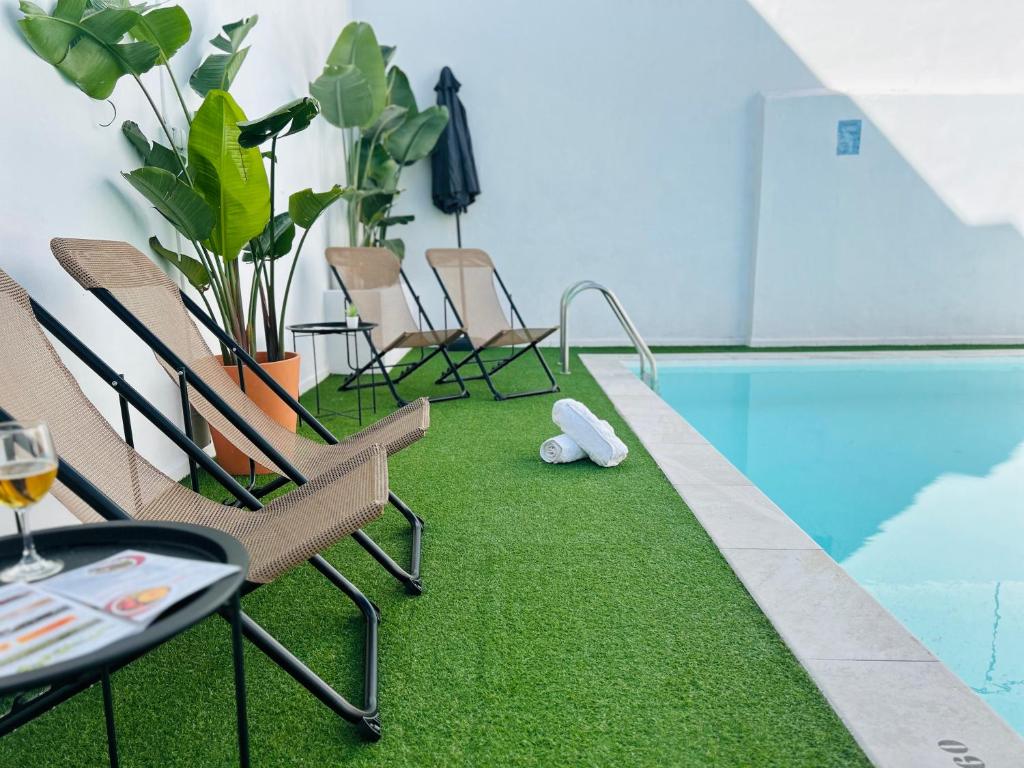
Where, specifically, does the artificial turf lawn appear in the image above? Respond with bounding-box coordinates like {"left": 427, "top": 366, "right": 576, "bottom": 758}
{"left": 3, "top": 348, "right": 873, "bottom": 767}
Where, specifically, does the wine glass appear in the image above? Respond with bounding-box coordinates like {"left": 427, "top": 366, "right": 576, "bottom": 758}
{"left": 0, "top": 421, "right": 62, "bottom": 582}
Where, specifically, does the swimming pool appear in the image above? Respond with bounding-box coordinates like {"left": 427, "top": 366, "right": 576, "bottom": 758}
{"left": 645, "top": 355, "right": 1024, "bottom": 735}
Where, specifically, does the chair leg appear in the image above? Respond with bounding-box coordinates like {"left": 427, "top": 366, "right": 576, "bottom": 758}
{"left": 465, "top": 342, "right": 560, "bottom": 401}
{"left": 352, "top": 527, "right": 423, "bottom": 596}
{"left": 433, "top": 347, "right": 478, "bottom": 384}
{"left": 354, "top": 347, "right": 468, "bottom": 406}
{"left": 388, "top": 490, "right": 423, "bottom": 581}
{"left": 431, "top": 345, "right": 470, "bottom": 402}
{"left": 350, "top": 491, "right": 424, "bottom": 595}
{"left": 233, "top": 558, "right": 381, "bottom": 740}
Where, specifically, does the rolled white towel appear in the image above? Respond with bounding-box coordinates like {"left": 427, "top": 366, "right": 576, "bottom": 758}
{"left": 552, "top": 399, "right": 628, "bottom": 467}
{"left": 540, "top": 434, "right": 587, "bottom": 464}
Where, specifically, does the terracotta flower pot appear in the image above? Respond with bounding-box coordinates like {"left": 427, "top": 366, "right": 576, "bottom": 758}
{"left": 210, "top": 351, "right": 301, "bottom": 476}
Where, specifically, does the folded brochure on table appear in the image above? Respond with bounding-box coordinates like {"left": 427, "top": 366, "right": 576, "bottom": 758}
{"left": 0, "top": 549, "right": 239, "bottom": 678}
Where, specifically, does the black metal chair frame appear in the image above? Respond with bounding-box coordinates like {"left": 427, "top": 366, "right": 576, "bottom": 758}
{"left": 8, "top": 300, "right": 387, "bottom": 739}
{"left": 428, "top": 264, "right": 560, "bottom": 400}
{"left": 329, "top": 266, "right": 470, "bottom": 407}
{"left": 84, "top": 286, "right": 423, "bottom": 598}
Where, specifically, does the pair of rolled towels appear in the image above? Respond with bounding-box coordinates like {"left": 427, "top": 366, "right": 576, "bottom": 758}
{"left": 540, "top": 398, "right": 628, "bottom": 467}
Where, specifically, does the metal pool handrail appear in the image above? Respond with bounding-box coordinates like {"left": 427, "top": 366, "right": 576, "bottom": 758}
{"left": 559, "top": 280, "right": 658, "bottom": 388}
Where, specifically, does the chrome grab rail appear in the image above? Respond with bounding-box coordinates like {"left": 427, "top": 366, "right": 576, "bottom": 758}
{"left": 559, "top": 280, "right": 658, "bottom": 388}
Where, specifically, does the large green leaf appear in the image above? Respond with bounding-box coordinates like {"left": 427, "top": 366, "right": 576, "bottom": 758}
{"left": 122, "top": 166, "right": 214, "bottom": 241}
{"left": 352, "top": 140, "right": 399, "bottom": 191}
{"left": 121, "top": 119, "right": 152, "bottom": 159}
{"left": 325, "top": 22, "right": 386, "bottom": 126}
{"left": 131, "top": 5, "right": 190, "bottom": 59}
{"left": 18, "top": 0, "right": 85, "bottom": 63}
{"left": 189, "top": 16, "right": 255, "bottom": 97}
{"left": 380, "top": 214, "right": 414, "bottom": 228}
{"left": 149, "top": 235, "right": 210, "bottom": 290}
{"left": 187, "top": 90, "right": 270, "bottom": 260}
{"left": 209, "top": 15, "right": 257, "bottom": 52}
{"left": 359, "top": 191, "right": 393, "bottom": 228}
{"left": 243, "top": 213, "right": 295, "bottom": 262}
{"left": 386, "top": 66, "right": 417, "bottom": 115}
{"left": 18, "top": 1, "right": 161, "bottom": 99}
{"left": 363, "top": 104, "right": 407, "bottom": 145}
{"left": 384, "top": 105, "right": 449, "bottom": 165}
{"left": 288, "top": 186, "right": 346, "bottom": 229}
{"left": 237, "top": 97, "right": 320, "bottom": 148}
{"left": 309, "top": 64, "right": 373, "bottom": 129}
{"left": 121, "top": 120, "right": 181, "bottom": 175}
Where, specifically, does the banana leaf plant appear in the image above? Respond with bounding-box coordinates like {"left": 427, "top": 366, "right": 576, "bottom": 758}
{"left": 311, "top": 21, "right": 449, "bottom": 259}
{"left": 18, "top": 4, "right": 347, "bottom": 362}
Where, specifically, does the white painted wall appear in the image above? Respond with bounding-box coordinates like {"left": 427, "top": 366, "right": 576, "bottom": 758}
{"left": 355, "top": 0, "right": 1024, "bottom": 347}
{"left": 750, "top": 91, "right": 1024, "bottom": 345}
{"left": 351, "top": 0, "right": 819, "bottom": 347}
{"left": 0, "top": 0, "right": 351, "bottom": 531}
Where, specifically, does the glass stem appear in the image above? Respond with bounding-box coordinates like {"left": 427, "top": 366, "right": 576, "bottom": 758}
{"left": 15, "top": 505, "right": 38, "bottom": 563}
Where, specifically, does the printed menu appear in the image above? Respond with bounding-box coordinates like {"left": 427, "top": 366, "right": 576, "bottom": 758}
{"left": 0, "top": 550, "right": 240, "bottom": 678}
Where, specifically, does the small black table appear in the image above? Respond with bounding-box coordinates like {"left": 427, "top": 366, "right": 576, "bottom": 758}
{"left": 288, "top": 321, "right": 379, "bottom": 424}
{"left": 0, "top": 522, "right": 250, "bottom": 767}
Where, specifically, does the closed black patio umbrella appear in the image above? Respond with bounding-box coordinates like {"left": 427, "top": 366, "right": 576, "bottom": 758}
{"left": 431, "top": 66, "right": 480, "bottom": 247}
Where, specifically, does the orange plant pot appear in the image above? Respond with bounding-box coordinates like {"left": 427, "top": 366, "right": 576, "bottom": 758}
{"left": 209, "top": 351, "right": 301, "bottom": 476}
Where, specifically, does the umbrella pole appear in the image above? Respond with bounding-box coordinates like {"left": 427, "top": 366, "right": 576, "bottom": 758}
{"left": 455, "top": 211, "right": 462, "bottom": 248}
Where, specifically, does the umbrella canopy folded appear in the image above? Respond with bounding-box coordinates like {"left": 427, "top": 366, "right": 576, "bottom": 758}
{"left": 431, "top": 67, "right": 480, "bottom": 217}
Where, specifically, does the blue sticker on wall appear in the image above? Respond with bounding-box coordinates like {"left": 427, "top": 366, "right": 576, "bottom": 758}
{"left": 837, "top": 119, "right": 861, "bottom": 155}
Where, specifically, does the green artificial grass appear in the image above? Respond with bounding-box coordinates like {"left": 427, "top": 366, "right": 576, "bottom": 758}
{"left": 3, "top": 347, "right": 873, "bottom": 767}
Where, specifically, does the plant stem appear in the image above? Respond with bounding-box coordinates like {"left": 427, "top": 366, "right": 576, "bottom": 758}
{"left": 162, "top": 60, "right": 192, "bottom": 127}
{"left": 132, "top": 74, "right": 191, "bottom": 182}
{"left": 266, "top": 138, "right": 278, "bottom": 361}
{"left": 277, "top": 227, "right": 311, "bottom": 348}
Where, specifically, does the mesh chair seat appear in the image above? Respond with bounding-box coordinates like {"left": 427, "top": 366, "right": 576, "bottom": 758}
{"left": 138, "top": 447, "right": 387, "bottom": 583}
{"left": 51, "top": 239, "right": 429, "bottom": 473}
{"left": 325, "top": 247, "right": 463, "bottom": 352}
{"left": 381, "top": 328, "right": 464, "bottom": 354}
{"left": 325, "top": 247, "right": 470, "bottom": 406}
{"left": 481, "top": 327, "right": 558, "bottom": 349}
{"left": 425, "top": 248, "right": 558, "bottom": 347}
{"left": 424, "top": 248, "right": 560, "bottom": 400}
{"left": 0, "top": 270, "right": 388, "bottom": 584}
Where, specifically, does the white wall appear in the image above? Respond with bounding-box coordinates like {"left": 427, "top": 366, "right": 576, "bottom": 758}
{"left": 355, "top": 0, "right": 1024, "bottom": 347}
{"left": 352, "top": 0, "right": 819, "bottom": 346}
{"left": 750, "top": 91, "right": 1024, "bottom": 345}
{"left": 0, "top": 0, "right": 351, "bottom": 530}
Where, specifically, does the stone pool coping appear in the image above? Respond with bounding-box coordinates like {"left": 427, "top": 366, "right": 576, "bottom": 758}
{"left": 581, "top": 351, "right": 1024, "bottom": 768}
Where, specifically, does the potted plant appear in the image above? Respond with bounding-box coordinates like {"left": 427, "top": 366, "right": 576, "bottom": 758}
{"left": 346, "top": 303, "right": 360, "bottom": 329}
{"left": 18, "top": 4, "right": 348, "bottom": 473}
{"left": 310, "top": 22, "right": 450, "bottom": 260}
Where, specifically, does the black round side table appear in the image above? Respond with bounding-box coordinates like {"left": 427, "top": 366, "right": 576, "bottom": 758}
{"left": 288, "top": 321, "right": 379, "bottom": 423}
{"left": 0, "top": 521, "right": 250, "bottom": 768}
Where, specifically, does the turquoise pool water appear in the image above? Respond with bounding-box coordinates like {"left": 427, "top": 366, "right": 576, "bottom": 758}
{"left": 646, "top": 356, "right": 1024, "bottom": 734}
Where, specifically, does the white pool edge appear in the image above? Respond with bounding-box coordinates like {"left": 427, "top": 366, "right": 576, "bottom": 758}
{"left": 581, "top": 352, "right": 1024, "bottom": 768}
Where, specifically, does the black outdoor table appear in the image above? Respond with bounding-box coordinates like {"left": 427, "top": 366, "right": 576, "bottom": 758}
{"left": 0, "top": 521, "right": 250, "bottom": 767}
{"left": 288, "top": 321, "right": 379, "bottom": 423}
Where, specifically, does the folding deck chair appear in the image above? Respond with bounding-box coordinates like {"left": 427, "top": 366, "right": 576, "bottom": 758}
{"left": 0, "top": 268, "right": 390, "bottom": 738}
{"left": 325, "top": 247, "right": 468, "bottom": 406}
{"left": 426, "top": 248, "right": 560, "bottom": 400}
{"left": 51, "top": 238, "right": 427, "bottom": 595}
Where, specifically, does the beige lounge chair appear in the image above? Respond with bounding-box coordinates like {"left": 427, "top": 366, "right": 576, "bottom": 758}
{"left": 0, "top": 268, "right": 388, "bottom": 737}
{"left": 51, "top": 238, "right": 426, "bottom": 593}
{"left": 426, "top": 248, "right": 560, "bottom": 400}
{"left": 325, "top": 246, "right": 468, "bottom": 405}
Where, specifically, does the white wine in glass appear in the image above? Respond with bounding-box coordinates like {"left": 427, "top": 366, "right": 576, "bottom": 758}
{"left": 0, "top": 421, "right": 62, "bottom": 582}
